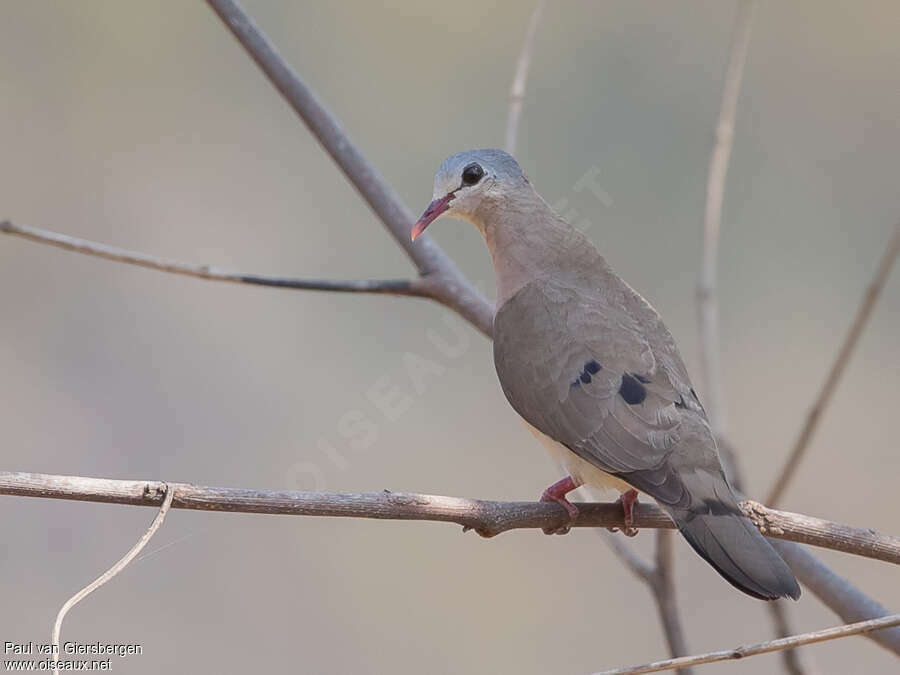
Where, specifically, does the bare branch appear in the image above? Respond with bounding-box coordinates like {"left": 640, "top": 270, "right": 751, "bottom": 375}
{"left": 51, "top": 484, "right": 174, "bottom": 675}
{"left": 643, "top": 4, "right": 759, "bottom": 667}
{"left": 204, "top": 0, "right": 494, "bottom": 336}
{"left": 593, "top": 613, "right": 900, "bottom": 675}
{"left": 692, "top": 5, "right": 815, "bottom": 671}
{"left": 741, "top": 499, "right": 900, "bottom": 565}
{"left": 505, "top": 0, "right": 547, "bottom": 155}
{"left": 766, "top": 602, "right": 818, "bottom": 675}
{"left": 1, "top": 472, "right": 898, "bottom": 564}
{"left": 0, "top": 221, "right": 428, "bottom": 297}
{"left": 697, "top": 0, "right": 757, "bottom": 439}
{"left": 772, "top": 540, "right": 900, "bottom": 654}
{"left": 767, "top": 219, "right": 900, "bottom": 507}
{"left": 651, "top": 531, "right": 693, "bottom": 674}
{"left": 601, "top": 533, "right": 694, "bottom": 674}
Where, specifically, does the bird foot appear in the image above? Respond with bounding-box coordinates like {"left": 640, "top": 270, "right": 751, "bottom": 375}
{"left": 540, "top": 476, "right": 580, "bottom": 535}
{"left": 607, "top": 489, "right": 639, "bottom": 537}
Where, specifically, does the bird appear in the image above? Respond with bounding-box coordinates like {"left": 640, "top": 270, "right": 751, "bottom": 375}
{"left": 410, "top": 148, "right": 800, "bottom": 601}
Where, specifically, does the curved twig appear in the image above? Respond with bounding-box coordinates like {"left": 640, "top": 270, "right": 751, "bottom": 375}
{"left": 593, "top": 613, "right": 900, "bottom": 675}
{"left": 1, "top": 472, "right": 898, "bottom": 564}
{"left": 51, "top": 484, "right": 174, "bottom": 675}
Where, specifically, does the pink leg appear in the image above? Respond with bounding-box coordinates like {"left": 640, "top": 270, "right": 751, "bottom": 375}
{"left": 540, "top": 476, "right": 581, "bottom": 535}
{"left": 617, "top": 489, "right": 639, "bottom": 537}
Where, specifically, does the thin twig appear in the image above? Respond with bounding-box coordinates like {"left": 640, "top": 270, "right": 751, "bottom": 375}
{"left": 601, "top": 533, "right": 693, "bottom": 674}
{"left": 692, "top": 4, "right": 812, "bottom": 672}
{"left": 505, "top": 0, "right": 547, "bottom": 155}
{"left": 772, "top": 540, "right": 900, "bottom": 654}
{"left": 592, "top": 613, "right": 900, "bottom": 675}
{"left": 204, "top": 0, "right": 494, "bottom": 336}
{"left": 767, "top": 219, "right": 900, "bottom": 507}
{"left": 1, "top": 472, "right": 898, "bottom": 564}
{"left": 651, "top": 531, "right": 693, "bottom": 674}
{"left": 697, "top": 0, "right": 757, "bottom": 439}
{"left": 639, "top": 4, "right": 759, "bottom": 668}
{"left": 767, "top": 602, "right": 818, "bottom": 675}
{"left": 51, "top": 485, "right": 174, "bottom": 675}
{"left": 508, "top": 0, "right": 692, "bottom": 665}
{"left": 0, "top": 221, "right": 428, "bottom": 297}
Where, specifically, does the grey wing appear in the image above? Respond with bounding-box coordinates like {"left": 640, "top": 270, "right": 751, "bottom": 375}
{"left": 494, "top": 281, "right": 707, "bottom": 507}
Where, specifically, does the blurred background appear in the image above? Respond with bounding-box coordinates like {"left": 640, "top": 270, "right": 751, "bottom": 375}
{"left": 1, "top": 1, "right": 898, "bottom": 673}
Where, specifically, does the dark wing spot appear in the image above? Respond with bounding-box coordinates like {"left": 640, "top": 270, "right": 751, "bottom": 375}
{"left": 674, "top": 394, "right": 687, "bottom": 409}
{"left": 572, "top": 361, "right": 602, "bottom": 387}
{"left": 633, "top": 373, "right": 651, "bottom": 384}
{"left": 618, "top": 374, "right": 647, "bottom": 405}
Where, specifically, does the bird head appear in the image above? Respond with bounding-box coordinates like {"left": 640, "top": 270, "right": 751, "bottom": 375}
{"left": 410, "top": 148, "right": 528, "bottom": 240}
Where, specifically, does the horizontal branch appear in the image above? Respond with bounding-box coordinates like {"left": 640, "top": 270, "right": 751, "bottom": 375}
{"left": 594, "top": 612, "right": 900, "bottom": 674}
{"left": 1, "top": 472, "right": 898, "bottom": 565}
{"left": 0, "top": 220, "right": 429, "bottom": 298}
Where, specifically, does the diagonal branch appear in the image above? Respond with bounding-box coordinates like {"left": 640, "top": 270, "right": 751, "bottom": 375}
{"left": 771, "top": 540, "right": 900, "bottom": 654}
{"left": 592, "top": 613, "right": 900, "bottom": 675}
{"left": 1, "top": 472, "right": 898, "bottom": 564}
{"left": 767, "top": 218, "right": 900, "bottom": 507}
{"left": 204, "top": 0, "right": 494, "bottom": 336}
{"left": 1, "top": 220, "right": 429, "bottom": 297}
{"left": 505, "top": 0, "right": 547, "bottom": 155}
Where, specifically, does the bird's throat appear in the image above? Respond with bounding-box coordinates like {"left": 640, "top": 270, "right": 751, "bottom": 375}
{"left": 482, "top": 201, "right": 600, "bottom": 307}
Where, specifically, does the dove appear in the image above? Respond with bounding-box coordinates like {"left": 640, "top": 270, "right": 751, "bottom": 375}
{"left": 411, "top": 148, "right": 800, "bottom": 601}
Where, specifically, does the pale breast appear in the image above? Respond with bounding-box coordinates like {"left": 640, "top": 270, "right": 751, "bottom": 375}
{"left": 524, "top": 421, "right": 634, "bottom": 495}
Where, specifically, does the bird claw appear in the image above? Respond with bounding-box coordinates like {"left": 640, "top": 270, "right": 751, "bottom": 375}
{"left": 542, "top": 519, "right": 574, "bottom": 536}
{"left": 538, "top": 475, "right": 581, "bottom": 535}
{"left": 540, "top": 498, "right": 579, "bottom": 535}
{"left": 608, "top": 489, "right": 640, "bottom": 537}
{"left": 607, "top": 525, "right": 639, "bottom": 537}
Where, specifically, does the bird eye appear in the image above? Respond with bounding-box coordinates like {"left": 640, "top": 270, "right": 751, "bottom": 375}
{"left": 461, "top": 163, "right": 485, "bottom": 186}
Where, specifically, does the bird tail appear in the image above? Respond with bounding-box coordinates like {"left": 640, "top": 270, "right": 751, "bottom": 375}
{"left": 664, "top": 474, "right": 801, "bottom": 601}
